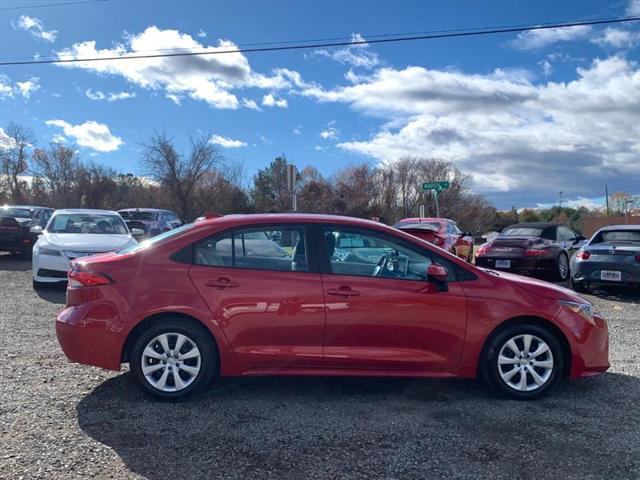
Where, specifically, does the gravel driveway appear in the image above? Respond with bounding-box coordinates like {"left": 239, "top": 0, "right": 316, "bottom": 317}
{"left": 1, "top": 252, "right": 639, "bottom": 480}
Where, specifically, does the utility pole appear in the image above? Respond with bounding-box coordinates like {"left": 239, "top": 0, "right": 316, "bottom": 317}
{"left": 419, "top": 204, "right": 425, "bottom": 218}
{"left": 605, "top": 184, "right": 610, "bottom": 216}
{"left": 286, "top": 164, "right": 297, "bottom": 212}
{"left": 558, "top": 191, "right": 563, "bottom": 209}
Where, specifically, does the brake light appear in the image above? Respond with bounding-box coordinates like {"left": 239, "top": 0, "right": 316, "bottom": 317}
{"left": 476, "top": 244, "right": 490, "bottom": 257}
{"left": 577, "top": 251, "right": 591, "bottom": 260}
{"left": 524, "top": 248, "right": 549, "bottom": 257}
{"left": 68, "top": 270, "right": 112, "bottom": 287}
{"left": 432, "top": 236, "right": 444, "bottom": 246}
{"left": 635, "top": 254, "right": 640, "bottom": 263}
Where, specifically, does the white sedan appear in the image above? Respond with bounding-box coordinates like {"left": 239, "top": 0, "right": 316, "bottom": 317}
{"left": 32, "top": 209, "right": 140, "bottom": 287}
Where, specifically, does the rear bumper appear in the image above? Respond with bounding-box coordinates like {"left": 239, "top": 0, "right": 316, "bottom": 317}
{"left": 475, "top": 256, "right": 555, "bottom": 274}
{"left": 572, "top": 262, "right": 640, "bottom": 287}
{"left": 56, "top": 304, "right": 124, "bottom": 371}
{"left": 0, "top": 235, "right": 32, "bottom": 251}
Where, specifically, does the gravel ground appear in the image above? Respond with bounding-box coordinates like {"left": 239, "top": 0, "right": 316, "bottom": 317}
{"left": 1, "top": 252, "right": 639, "bottom": 480}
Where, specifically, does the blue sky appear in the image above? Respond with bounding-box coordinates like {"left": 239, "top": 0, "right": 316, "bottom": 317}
{"left": 1, "top": 0, "right": 639, "bottom": 209}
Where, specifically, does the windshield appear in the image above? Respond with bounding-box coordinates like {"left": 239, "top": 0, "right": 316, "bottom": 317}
{"left": 592, "top": 230, "right": 640, "bottom": 244}
{"left": 395, "top": 221, "right": 441, "bottom": 231}
{"left": 118, "top": 223, "right": 194, "bottom": 253}
{"left": 49, "top": 213, "right": 129, "bottom": 234}
{"left": 502, "top": 227, "right": 544, "bottom": 237}
{"left": 0, "top": 207, "right": 33, "bottom": 218}
{"left": 119, "top": 210, "right": 156, "bottom": 221}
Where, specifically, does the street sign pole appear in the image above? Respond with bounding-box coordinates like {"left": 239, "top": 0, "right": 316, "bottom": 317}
{"left": 435, "top": 191, "right": 440, "bottom": 218}
{"left": 286, "top": 164, "right": 297, "bottom": 212}
{"left": 422, "top": 181, "right": 449, "bottom": 217}
{"left": 419, "top": 204, "right": 425, "bottom": 218}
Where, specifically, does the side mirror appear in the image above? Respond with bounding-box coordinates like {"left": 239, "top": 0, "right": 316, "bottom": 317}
{"left": 30, "top": 225, "right": 43, "bottom": 235}
{"left": 131, "top": 228, "right": 145, "bottom": 237}
{"left": 464, "top": 231, "right": 473, "bottom": 237}
{"left": 575, "top": 235, "right": 586, "bottom": 242}
{"left": 427, "top": 263, "right": 448, "bottom": 282}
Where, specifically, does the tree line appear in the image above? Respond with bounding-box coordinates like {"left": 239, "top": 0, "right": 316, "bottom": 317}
{"left": 2, "top": 122, "right": 628, "bottom": 234}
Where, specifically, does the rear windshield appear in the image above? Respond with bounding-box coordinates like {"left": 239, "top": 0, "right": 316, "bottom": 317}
{"left": 591, "top": 230, "right": 640, "bottom": 244}
{"left": 0, "top": 207, "right": 33, "bottom": 218}
{"left": 502, "top": 227, "right": 544, "bottom": 237}
{"left": 118, "top": 223, "right": 194, "bottom": 253}
{"left": 49, "top": 213, "right": 128, "bottom": 234}
{"left": 119, "top": 211, "right": 155, "bottom": 221}
{"left": 395, "top": 221, "right": 441, "bottom": 231}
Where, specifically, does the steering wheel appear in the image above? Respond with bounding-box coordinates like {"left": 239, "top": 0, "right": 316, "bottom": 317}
{"left": 373, "top": 252, "right": 401, "bottom": 278}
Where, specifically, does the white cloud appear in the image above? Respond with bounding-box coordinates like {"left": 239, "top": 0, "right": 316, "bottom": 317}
{"left": 85, "top": 88, "right": 136, "bottom": 101}
{"left": 312, "top": 33, "right": 380, "bottom": 69}
{"left": 320, "top": 121, "right": 338, "bottom": 139}
{"left": 0, "top": 128, "right": 17, "bottom": 149}
{"left": 512, "top": 25, "right": 591, "bottom": 50}
{"left": 301, "top": 57, "right": 640, "bottom": 201}
{"left": 55, "top": 26, "right": 304, "bottom": 109}
{"left": 241, "top": 98, "right": 261, "bottom": 110}
{"left": 293, "top": 125, "right": 302, "bottom": 135}
{"left": 262, "top": 93, "right": 288, "bottom": 108}
{"left": 209, "top": 134, "right": 247, "bottom": 148}
{"left": 197, "top": 29, "right": 207, "bottom": 38}
{"left": 45, "top": 119, "right": 123, "bottom": 152}
{"left": 627, "top": 0, "right": 640, "bottom": 15}
{"left": 15, "top": 77, "right": 40, "bottom": 99}
{"left": 539, "top": 60, "right": 553, "bottom": 76}
{"left": 1, "top": 75, "right": 40, "bottom": 99}
{"left": 592, "top": 27, "right": 640, "bottom": 49}
{"left": 17, "top": 15, "right": 58, "bottom": 42}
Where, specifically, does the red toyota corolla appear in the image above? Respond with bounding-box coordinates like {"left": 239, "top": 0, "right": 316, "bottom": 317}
{"left": 57, "top": 214, "right": 609, "bottom": 400}
{"left": 394, "top": 217, "right": 474, "bottom": 262}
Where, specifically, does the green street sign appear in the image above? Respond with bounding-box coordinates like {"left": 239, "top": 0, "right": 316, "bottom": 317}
{"left": 422, "top": 181, "right": 450, "bottom": 191}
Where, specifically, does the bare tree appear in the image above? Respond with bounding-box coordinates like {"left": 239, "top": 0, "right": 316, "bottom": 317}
{"left": 141, "top": 133, "right": 221, "bottom": 221}
{"left": 1, "top": 123, "right": 34, "bottom": 202}
{"left": 31, "top": 143, "right": 81, "bottom": 207}
{"left": 609, "top": 191, "right": 637, "bottom": 215}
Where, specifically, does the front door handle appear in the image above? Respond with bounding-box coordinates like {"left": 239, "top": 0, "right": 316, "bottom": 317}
{"left": 205, "top": 277, "right": 239, "bottom": 289}
{"left": 327, "top": 286, "right": 361, "bottom": 297}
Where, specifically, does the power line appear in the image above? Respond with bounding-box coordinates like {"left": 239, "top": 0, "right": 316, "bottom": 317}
{"left": 0, "top": 0, "right": 112, "bottom": 11}
{"left": 1, "top": 16, "right": 638, "bottom": 67}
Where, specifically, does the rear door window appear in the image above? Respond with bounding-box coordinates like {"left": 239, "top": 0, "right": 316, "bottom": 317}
{"left": 194, "top": 226, "right": 309, "bottom": 272}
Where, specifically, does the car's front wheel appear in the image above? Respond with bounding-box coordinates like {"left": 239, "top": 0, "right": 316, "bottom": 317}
{"left": 482, "top": 322, "right": 564, "bottom": 400}
{"left": 130, "top": 319, "right": 217, "bottom": 400}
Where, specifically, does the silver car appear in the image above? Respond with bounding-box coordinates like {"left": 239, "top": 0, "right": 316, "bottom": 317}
{"left": 570, "top": 224, "right": 640, "bottom": 293}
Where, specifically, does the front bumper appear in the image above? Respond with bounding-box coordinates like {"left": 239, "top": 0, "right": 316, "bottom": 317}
{"left": 33, "top": 252, "right": 71, "bottom": 283}
{"left": 563, "top": 312, "right": 610, "bottom": 378}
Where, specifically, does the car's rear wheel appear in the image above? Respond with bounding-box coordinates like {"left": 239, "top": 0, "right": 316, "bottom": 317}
{"left": 556, "top": 253, "right": 569, "bottom": 281}
{"left": 482, "top": 322, "right": 564, "bottom": 400}
{"left": 130, "top": 319, "right": 216, "bottom": 401}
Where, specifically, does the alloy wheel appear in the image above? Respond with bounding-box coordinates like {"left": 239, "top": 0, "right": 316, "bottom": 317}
{"left": 558, "top": 254, "right": 569, "bottom": 280}
{"left": 497, "top": 334, "right": 554, "bottom": 392}
{"left": 141, "top": 332, "right": 201, "bottom": 392}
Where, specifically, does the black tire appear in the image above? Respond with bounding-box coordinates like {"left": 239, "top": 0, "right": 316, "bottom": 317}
{"left": 481, "top": 322, "right": 564, "bottom": 400}
{"left": 130, "top": 318, "right": 217, "bottom": 401}
{"left": 570, "top": 276, "right": 589, "bottom": 294}
{"left": 555, "top": 252, "right": 570, "bottom": 281}
{"left": 33, "top": 279, "right": 51, "bottom": 289}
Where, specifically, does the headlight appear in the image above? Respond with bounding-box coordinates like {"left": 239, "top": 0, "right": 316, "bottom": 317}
{"left": 39, "top": 247, "right": 62, "bottom": 256}
{"left": 559, "top": 300, "right": 594, "bottom": 324}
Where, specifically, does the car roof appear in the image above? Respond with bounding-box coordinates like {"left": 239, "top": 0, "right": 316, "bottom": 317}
{"left": 396, "top": 217, "right": 449, "bottom": 223}
{"left": 118, "top": 208, "right": 168, "bottom": 213}
{"left": 54, "top": 209, "right": 120, "bottom": 215}
{"left": 597, "top": 224, "right": 640, "bottom": 231}
{"left": 506, "top": 222, "right": 557, "bottom": 229}
{"left": 1, "top": 205, "right": 48, "bottom": 210}
{"left": 198, "top": 213, "right": 397, "bottom": 231}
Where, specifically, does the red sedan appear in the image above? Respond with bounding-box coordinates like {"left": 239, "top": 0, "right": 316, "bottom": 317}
{"left": 57, "top": 214, "right": 608, "bottom": 400}
{"left": 394, "top": 217, "right": 474, "bottom": 262}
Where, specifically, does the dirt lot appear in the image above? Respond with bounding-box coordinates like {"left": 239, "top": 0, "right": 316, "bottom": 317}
{"left": 1, "top": 252, "right": 639, "bottom": 480}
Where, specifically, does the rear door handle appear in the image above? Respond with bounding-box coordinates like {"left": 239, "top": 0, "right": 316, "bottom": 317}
{"left": 327, "top": 286, "right": 361, "bottom": 297}
{"left": 205, "top": 277, "right": 239, "bottom": 289}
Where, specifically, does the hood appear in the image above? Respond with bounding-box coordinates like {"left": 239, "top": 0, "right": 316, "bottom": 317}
{"left": 485, "top": 269, "right": 588, "bottom": 303}
{"left": 44, "top": 233, "right": 136, "bottom": 252}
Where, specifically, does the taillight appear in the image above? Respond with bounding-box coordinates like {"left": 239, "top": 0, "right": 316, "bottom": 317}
{"left": 476, "top": 244, "right": 490, "bottom": 256}
{"left": 577, "top": 251, "right": 591, "bottom": 260}
{"left": 68, "top": 270, "right": 112, "bottom": 287}
{"left": 635, "top": 254, "right": 640, "bottom": 263}
{"left": 524, "top": 248, "right": 549, "bottom": 257}
{"left": 432, "top": 236, "right": 444, "bottom": 246}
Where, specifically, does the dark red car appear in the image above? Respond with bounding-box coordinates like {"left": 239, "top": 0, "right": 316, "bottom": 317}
{"left": 57, "top": 214, "right": 608, "bottom": 401}
{"left": 394, "top": 217, "right": 474, "bottom": 262}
